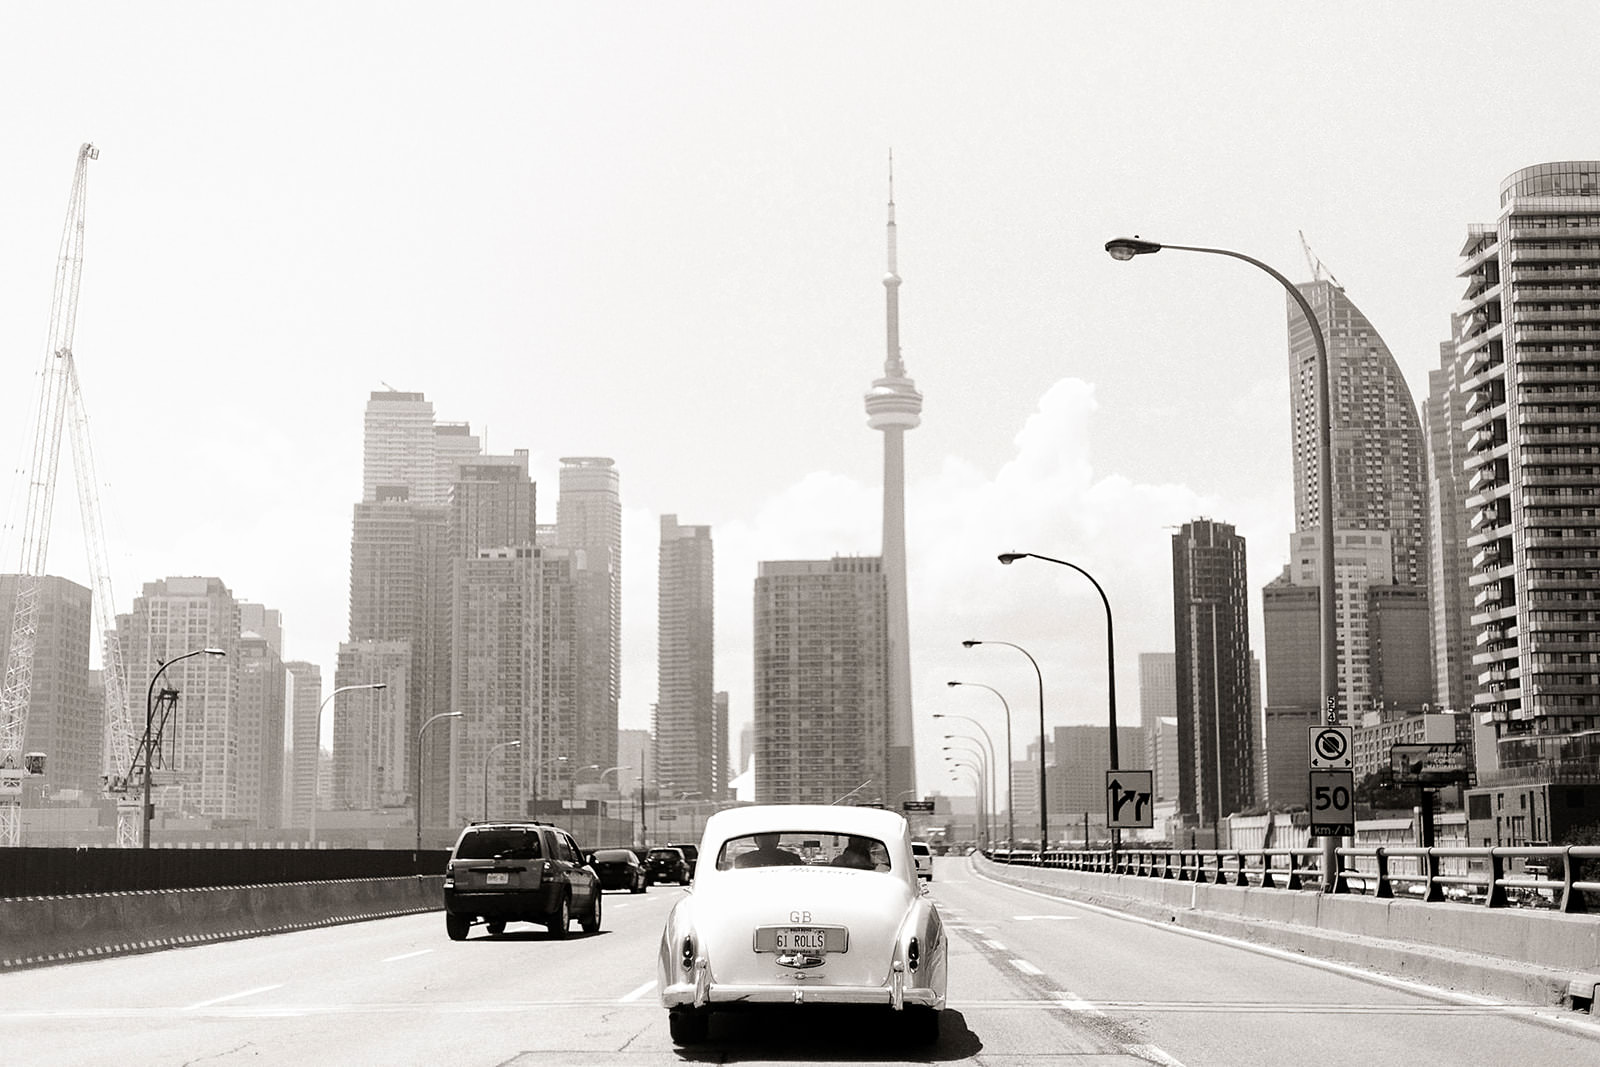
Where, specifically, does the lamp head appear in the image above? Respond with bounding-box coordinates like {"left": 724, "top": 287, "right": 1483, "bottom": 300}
{"left": 1105, "top": 236, "right": 1162, "bottom": 261}
{"left": 946, "top": 680, "right": 961, "bottom": 688}
{"left": 372, "top": 683, "right": 388, "bottom": 690}
{"left": 998, "top": 552, "right": 1026, "bottom": 565}
{"left": 203, "top": 648, "right": 226, "bottom": 656}
{"left": 961, "top": 640, "right": 980, "bottom": 649}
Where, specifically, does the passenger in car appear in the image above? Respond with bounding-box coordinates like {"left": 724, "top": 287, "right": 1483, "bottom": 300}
{"left": 735, "top": 832, "right": 804, "bottom": 868}
{"left": 830, "top": 835, "right": 879, "bottom": 870}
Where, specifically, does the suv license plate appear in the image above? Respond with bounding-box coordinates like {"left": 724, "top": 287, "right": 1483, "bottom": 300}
{"left": 487, "top": 872, "right": 509, "bottom": 885}
{"left": 776, "top": 928, "right": 826, "bottom": 952}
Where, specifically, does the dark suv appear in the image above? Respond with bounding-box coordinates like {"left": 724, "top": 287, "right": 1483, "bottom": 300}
{"left": 668, "top": 841, "right": 700, "bottom": 878}
{"left": 442, "top": 821, "right": 602, "bottom": 940}
{"left": 643, "top": 846, "right": 690, "bottom": 885}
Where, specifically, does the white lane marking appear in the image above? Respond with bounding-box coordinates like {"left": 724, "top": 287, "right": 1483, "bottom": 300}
{"left": 183, "top": 984, "right": 283, "bottom": 1010}
{"left": 1015, "top": 914, "right": 1078, "bottom": 921}
{"left": 382, "top": 949, "right": 433, "bottom": 963}
{"left": 983, "top": 939, "right": 1007, "bottom": 950}
{"left": 620, "top": 980, "right": 655, "bottom": 1002}
{"left": 1126, "top": 1043, "right": 1189, "bottom": 1066}
{"left": 1009, "top": 959, "right": 1044, "bottom": 976}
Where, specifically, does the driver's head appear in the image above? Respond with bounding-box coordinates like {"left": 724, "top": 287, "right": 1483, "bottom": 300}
{"left": 755, "top": 832, "right": 781, "bottom": 848}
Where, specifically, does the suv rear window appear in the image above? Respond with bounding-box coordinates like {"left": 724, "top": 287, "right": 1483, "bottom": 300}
{"left": 456, "top": 828, "right": 543, "bottom": 860}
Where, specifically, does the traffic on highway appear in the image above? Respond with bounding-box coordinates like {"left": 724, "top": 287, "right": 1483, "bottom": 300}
{"left": 5, "top": 844, "right": 1598, "bottom": 1066}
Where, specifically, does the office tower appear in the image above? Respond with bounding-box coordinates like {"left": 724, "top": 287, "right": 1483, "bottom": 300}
{"left": 863, "top": 171, "right": 922, "bottom": 805}
{"left": 1279, "top": 275, "right": 1430, "bottom": 726}
{"left": 1172, "top": 519, "right": 1255, "bottom": 824}
{"left": 616, "top": 728, "right": 651, "bottom": 799}
{"left": 450, "top": 452, "right": 536, "bottom": 560}
{"left": 753, "top": 558, "right": 888, "bottom": 805}
{"left": 656, "top": 516, "right": 715, "bottom": 800}
{"left": 117, "top": 578, "right": 239, "bottom": 820}
{"left": 1260, "top": 705, "right": 1310, "bottom": 808}
{"left": 713, "top": 691, "right": 729, "bottom": 800}
{"left": 450, "top": 545, "right": 585, "bottom": 823}
{"left": 362, "top": 390, "right": 480, "bottom": 506}
{"left": 284, "top": 661, "right": 321, "bottom": 828}
{"left": 1138, "top": 653, "right": 1177, "bottom": 801}
{"left": 1425, "top": 331, "right": 1478, "bottom": 716}
{"left": 1048, "top": 724, "right": 1146, "bottom": 834}
{"left": 556, "top": 458, "right": 622, "bottom": 780}
{"left": 331, "top": 640, "right": 407, "bottom": 812}
{"left": 235, "top": 630, "right": 285, "bottom": 829}
{"left": 0, "top": 576, "right": 95, "bottom": 794}
{"left": 1458, "top": 161, "right": 1600, "bottom": 772}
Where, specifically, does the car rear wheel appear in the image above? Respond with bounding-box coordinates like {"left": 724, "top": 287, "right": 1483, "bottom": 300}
{"left": 547, "top": 893, "right": 571, "bottom": 939}
{"left": 580, "top": 890, "right": 602, "bottom": 933}
{"left": 485, "top": 920, "right": 506, "bottom": 937}
{"left": 668, "top": 1006, "right": 709, "bottom": 1045}
{"left": 445, "top": 913, "right": 470, "bottom": 941}
{"left": 631, "top": 877, "right": 645, "bottom": 894}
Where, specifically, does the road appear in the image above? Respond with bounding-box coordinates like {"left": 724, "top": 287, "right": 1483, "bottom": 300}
{"left": 4, "top": 856, "right": 1597, "bottom": 1065}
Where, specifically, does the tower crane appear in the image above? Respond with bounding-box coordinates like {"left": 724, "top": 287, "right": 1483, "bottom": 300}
{"left": 0, "top": 143, "right": 134, "bottom": 847}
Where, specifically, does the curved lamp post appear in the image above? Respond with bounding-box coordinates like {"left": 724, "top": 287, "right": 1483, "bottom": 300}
{"left": 936, "top": 713, "right": 997, "bottom": 846}
{"left": 1106, "top": 236, "right": 1337, "bottom": 888}
{"left": 532, "top": 754, "right": 569, "bottom": 821}
{"left": 963, "top": 639, "right": 1048, "bottom": 847}
{"left": 944, "top": 759, "right": 986, "bottom": 847}
{"left": 482, "top": 739, "right": 521, "bottom": 822}
{"left": 415, "top": 711, "right": 462, "bottom": 852}
{"left": 309, "top": 681, "right": 387, "bottom": 848}
{"left": 998, "top": 552, "right": 1119, "bottom": 771}
{"left": 948, "top": 680, "right": 1015, "bottom": 846}
{"left": 594, "top": 764, "right": 632, "bottom": 847}
{"left": 942, "top": 739, "right": 992, "bottom": 846}
{"left": 141, "top": 647, "right": 226, "bottom": 849}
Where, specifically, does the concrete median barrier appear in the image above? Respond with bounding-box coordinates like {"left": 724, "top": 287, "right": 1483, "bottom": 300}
{"left": 975, "top": 855, "right": 1600, "bottom": 1012}
{"left": 0, "top": 876, "right": 444, "bottom": 971}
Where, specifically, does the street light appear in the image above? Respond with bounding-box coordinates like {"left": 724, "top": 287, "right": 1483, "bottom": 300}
{"left": 936, "top": 713, "right": 997, "bottom": 846}
{"left": 1106, "top": 236, "right": 1338, "bottom": 889}
{"left": 531, "top": 754, "right": 569, "bottom": 821}
{"left": 482, "top": 739, "right": 521, "bottom": 822}
{"left": 948, "top": 680, "right": 1015, "bottom": 846}
{"left": 963, "top": 639, "right": 1049, "bottom": 847}
{"left": 945, "top": 759, "right": 985, "bottom": 848}
{"left": 831, "top": 778, "right": 875, "bottom": 805}
{"left": 593, "top": 764, "right": 632, "bottom": 847}
{"left": 141, "top": 647, "right": 226, "bottom": 849}
{"left": 309, "top": 682, "right": 387, "bottom": 848}
{"left": 942, "top": 739, "right": 992, "bottom": 847}
{"left": 415, "top": 710, "right": 462, "bottom": 852}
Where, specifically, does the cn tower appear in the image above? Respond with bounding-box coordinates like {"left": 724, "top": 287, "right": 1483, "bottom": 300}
{"left": 864, "top": 157, "right": 922, "bottom": 805}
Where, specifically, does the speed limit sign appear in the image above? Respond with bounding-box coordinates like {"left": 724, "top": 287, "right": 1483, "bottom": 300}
{"left": 1309, "top": 770, "right": 1354, "bottom": 837}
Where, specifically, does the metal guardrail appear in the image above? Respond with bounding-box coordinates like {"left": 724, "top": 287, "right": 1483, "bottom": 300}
{"left": 1, "top": 847, "right": 449, "bottom": 898}
{"left": 987, "top": 844, "right": 1600, "bottom": 914}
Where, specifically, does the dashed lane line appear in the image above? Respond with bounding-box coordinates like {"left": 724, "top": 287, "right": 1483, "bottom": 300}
{"left": 183, "top": 984, "right": 284, "bottom": 1010}
{"left": 382, "top": 950, "right": 433, "bottom": 963}
{"left": 620, "top": 981, "right": 655, "bottom": 1002}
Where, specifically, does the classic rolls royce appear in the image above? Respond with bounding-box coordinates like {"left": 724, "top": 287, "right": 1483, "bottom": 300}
{"left": 656, "top": 803, "right": 947, "bottom": 1045}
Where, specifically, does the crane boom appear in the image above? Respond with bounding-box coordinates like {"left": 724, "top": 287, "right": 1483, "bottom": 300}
{"left": 0, "top": 143, "right": 100, "bottom": 848}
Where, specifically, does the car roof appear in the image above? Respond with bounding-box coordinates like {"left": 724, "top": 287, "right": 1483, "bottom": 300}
{"left": 696, "top": 804, "right": 917, "bottom": 888}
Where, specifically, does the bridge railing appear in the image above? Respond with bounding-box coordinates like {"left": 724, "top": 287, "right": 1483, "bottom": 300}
{"left": 987, "top": 844, "right": 1600, "bottom": 913}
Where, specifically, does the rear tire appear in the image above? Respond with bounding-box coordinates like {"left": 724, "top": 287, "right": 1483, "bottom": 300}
{"left": 547, "top": 893, "right": 571, "bottom": 939}
{"left": 580, "top": 890, "right": 602, "bottom": 933}
{"left": 445, "top": 913, "right": 470, "bottom": 941}
{"left": 485, "top": 920, "right": 506, "bottom": 937}
{"left": 668, "top": 1007, "right": 709, "bottom": 1045}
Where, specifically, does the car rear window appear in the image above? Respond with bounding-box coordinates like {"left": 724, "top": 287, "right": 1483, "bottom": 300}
{"left": 455, "top": 828, "right": 543, "bottom": 860}
{"left": 715, "top": 831, "right": 891, "bottom": 872}
{"left": 593, "top": 849, "right": 634, "bottom": 863}
{"left": 648, "top": 848, "right": 682, "bottom": 861}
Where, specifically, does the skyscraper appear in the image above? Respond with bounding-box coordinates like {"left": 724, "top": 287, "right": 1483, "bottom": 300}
{"left": 863, "top": 166, "right": 922, "bottom": 805}
{"left": 1457, "top": 161, "right": 1600, "bottom": 773}
{"left": 117, "top": 577, "right": 239, "bottom": 821}
{"left": 1172, "top": 519, "right": 1255, "bottom": 825}
{"left": 1425, "top": 330, "right": 1477, "bottom": 716}
{"left": 1273, "top": 277, "right": 1430, "bottom": 726}
{"left": 656, "top": 516, "right": 715, "bottom": 800}
{"left": 753, "top": 558, "right": 887, "bottom": 805}
{"left": 283, "top": 660, "right": 321, "bottom": 828}
{"left": 556, "top": 458, "right": 621, "bottom": 781}
{"left": 0, "top": 576, "right": 95, "bottom": 795}
{"left": 1137, "top": 652, "right": 1178, "bottom": 803}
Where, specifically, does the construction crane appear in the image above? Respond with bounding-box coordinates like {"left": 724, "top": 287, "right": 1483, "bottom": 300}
{"left": 0, "top": 142, "right": 134, "bottom": 847}
{"left": 1299, "top": 230, "right": 1342, "bottom": 289}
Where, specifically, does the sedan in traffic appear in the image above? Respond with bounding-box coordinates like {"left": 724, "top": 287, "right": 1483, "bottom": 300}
{"left": 657, "top": 804, "right": 947, "bottom": 1046}
{"left": 590, "top": 848, "right": 648, "bottom": 893}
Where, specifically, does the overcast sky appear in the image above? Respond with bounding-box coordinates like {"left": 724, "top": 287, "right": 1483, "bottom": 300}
{"left": 3, "top": 2, "right": 1596, "bottom": 802}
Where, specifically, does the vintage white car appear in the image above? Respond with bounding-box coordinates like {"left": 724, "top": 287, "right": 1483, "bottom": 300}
{"left": 656, "top": 803, "right": 948, "bottom": 1046}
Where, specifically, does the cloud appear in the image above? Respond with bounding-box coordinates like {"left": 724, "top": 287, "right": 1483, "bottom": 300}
{"left": 620, "top": 377, "right": 1292, "bottom": 802}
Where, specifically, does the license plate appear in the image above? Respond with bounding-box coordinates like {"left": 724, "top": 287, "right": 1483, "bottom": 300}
{"left": 486, "top": 872, "right": 509, "bottom": 885}
{"left": 776, "top": 928, "right": 826, "bottom": 952}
